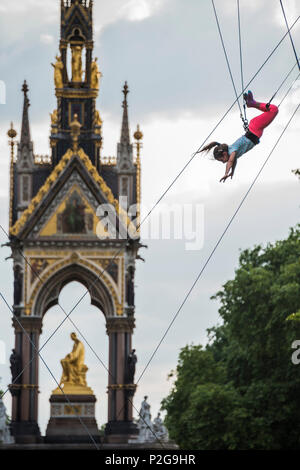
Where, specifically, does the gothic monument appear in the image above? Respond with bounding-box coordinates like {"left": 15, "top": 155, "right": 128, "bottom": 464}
{"left": 7, "top": 0, "right": 143, "bottom": 444}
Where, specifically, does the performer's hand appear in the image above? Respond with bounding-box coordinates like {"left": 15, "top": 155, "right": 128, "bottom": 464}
{"left": 220, "top": 175, "right": 230, "bottom": 183}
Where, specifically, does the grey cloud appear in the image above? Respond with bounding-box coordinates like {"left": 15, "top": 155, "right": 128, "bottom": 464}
{"left": 98, "top": 0, "right": 300, "bottom": 120}
{"left": 1, "top": 0, "right": 299, "bottom": 127}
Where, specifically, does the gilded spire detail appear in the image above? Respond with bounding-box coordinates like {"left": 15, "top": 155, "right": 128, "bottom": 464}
{"left": 7, "top": 123, "right": 17, "bottom": 229}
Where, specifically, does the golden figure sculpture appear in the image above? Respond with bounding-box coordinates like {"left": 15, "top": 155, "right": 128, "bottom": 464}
{"left": 51, "top": 56, "right": 64, "bottom": 89}
{"left": 60, "top": 332, "right": 88, "bottom": 387}
{"left": 72, "top": 46, "right": 83, "bottom": 82}
{"left": 95, "top": 110, "right": 102, "bottom": 127}
{"left": 50, "top": 109, "right": 58, "bottom": 126}
{"left": 91, "top": 57, "right": 102, "bottom": 89}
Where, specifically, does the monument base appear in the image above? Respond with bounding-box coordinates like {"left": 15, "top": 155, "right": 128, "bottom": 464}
{"left": 10, "top": 421, "right": 41, "bottom": 444}
{"left": 45, "top": 394, "right": 101, "bottom": 444}
{"left": 104, "top": 420, "right": 139, "bottom": 444}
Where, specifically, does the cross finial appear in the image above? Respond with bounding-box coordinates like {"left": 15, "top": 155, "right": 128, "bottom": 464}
{"left": 120, "top": 82, "right": 130, "bottom": 145}
{"left": 22, "top": 80, "right": 29, "bottom": 97}
{"left": 122, "top": 81, "right": 129, "bottom": 104}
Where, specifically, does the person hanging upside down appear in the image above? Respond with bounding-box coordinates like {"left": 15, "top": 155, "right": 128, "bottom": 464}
{"left": 200, "top": 91, "right": 279, "bottom": 182}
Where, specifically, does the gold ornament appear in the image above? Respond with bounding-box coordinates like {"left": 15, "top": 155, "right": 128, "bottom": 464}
{"left": 8, "top": 122, "right": 17, "bottom": 229}
{"left": 70, "top": 113, "right": 82, "bottom": 150}
{"left": 95, "top": 110, "right": 102, "bottom": 126}
{"left": 50, "top": 109, "right": 58, "bottom": 126}
{"left": 10, "top": 148, "right": 136, "bottom": 238}
{"left": 91, "top": 57, "right": 102, "bottom": 89}
{"left": 52, "top": 332, "right": 94, "bottom": 395}
{"left": 51, "top": 55, "right": 64, "bottom": 89}
{"left": 71, "top": 45, "right": 83, "bottom": 83}
{"left": 60, "top": 332, "right": 87, "bottom": 387}
{"left": 134, "top": 125, "right": 143, "bottom": 229}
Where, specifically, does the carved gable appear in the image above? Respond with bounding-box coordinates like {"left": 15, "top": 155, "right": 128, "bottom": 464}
{"left": 10, "top": 148, "right": 135, "bottom": 240}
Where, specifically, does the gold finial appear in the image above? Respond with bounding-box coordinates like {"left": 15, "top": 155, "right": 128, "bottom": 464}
{"left": 8, "top": 122, "right": 17, "bottom": 229}
{"left": 70, "top": 113, "right": 81, "bottom": 151}
{"left": 134, "top": 124, "right": 143, "bottom": 141}
{"left": 134, "top": 124, "right": 143, "bottom": 159}
{"left": 134, "top": 124, "right": 142, "bottom": 230}
{"left": 8, "top": 122, "right": 17, "bottom": 157}
{"left": 8, "top": 122, "right": 17, "bottom": 140}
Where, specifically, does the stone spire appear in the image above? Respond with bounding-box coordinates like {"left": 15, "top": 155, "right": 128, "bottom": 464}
{"left": 117, "top": 81, "right": 134, "bottom": 200}
{"left": 120, "top": 82, "right": 130, "bottom": 148}
{"left": 20, "top": 81, "right": 31, "bottom": 149}
{"left": 16, "top": 80, "right": 34, "bottom": 213}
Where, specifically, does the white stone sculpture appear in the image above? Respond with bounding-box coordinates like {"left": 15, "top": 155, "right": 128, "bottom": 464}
{"left": 134, "top": 396, "right": 169, "bottom": 444}
{"left": 153, "top": 412, "right": 169, "bottom": 442}
{"left": 0, "top": 396, "right": 14, "bottom": 444}
{"left": 136, "top": 395, "right": 155, "bottom": 443}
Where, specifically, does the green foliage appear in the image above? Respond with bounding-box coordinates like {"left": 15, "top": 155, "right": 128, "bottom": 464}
{"left": 162, "top": 226, "right": 300, "bottom": 449}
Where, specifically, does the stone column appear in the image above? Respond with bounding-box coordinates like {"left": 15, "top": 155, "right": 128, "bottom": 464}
{"left": 10, "top": 316, "right": 42, "bottom": 444}
{"left": 60, "top": 40, "right": 68, "bottom": 84}
{"left": 85, "top": 42, "right": 93, "bottom": 87}
{"left": 105, "top": 317, "right": 138, "bottom": 443}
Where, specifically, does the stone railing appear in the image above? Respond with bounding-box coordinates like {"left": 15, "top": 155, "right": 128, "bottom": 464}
{"left": 34, "top": 155, "right": 52, "bottom": 165}
{"left": 101, "top": 156, "right": 116, "bottom": 166}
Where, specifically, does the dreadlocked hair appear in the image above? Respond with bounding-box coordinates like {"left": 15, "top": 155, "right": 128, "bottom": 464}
{"left": 200, "top": 141, "right": 229, "bottom": 160}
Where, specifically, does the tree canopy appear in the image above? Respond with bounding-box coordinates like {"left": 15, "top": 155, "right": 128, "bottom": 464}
{"left": 162, "top": 225, "right": 300, "bottom": 449}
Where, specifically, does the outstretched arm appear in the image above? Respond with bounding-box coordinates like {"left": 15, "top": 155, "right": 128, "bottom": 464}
{"left": 220, "top": 152, "right": 237, "bottom": 183}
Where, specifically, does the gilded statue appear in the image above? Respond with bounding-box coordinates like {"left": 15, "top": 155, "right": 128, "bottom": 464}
{"left": 95, "top": 110, "right": 102, "bottom": 127}
{"left": 91, "top": 57, "right": 102, "bottom": 89}
{"left": 50, "top": 109, "right": 58, "bottom": 126}
{"left": 51, "top": 55, "right": 64, "bottom": 89}
{"left": 72, "top": 46, "right": 83, "bottom": 82}
{"left": 60, "top": 332, "right": 88, "bottom": 387}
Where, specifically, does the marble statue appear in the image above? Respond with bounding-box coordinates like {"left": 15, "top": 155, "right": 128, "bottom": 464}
{"left": 51, "top": 55, "right": 64, "bottom": 89}
{"left": 60, "top": 332, "right": 88, "bottom": 387}
{"left": 136, "top": 396, "right": 155, "bottom": 443}
{"left": 153, "top": 412, "right": 169, "bottom": 442}
{"left": 91, "top": 57, "right": 102, "bottom": 89}
{"left": 132, "top": 397, "right": 170, "bottom": 444}
{"left": 72, "top": 46, "right": 83, "bottom": 82}
{"left": 0, "top": 383, "right": 14, "bottom": 444}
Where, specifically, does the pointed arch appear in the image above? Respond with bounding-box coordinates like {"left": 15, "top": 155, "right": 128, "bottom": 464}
{"left": 32, "top": 262, "right": 116, "bottom": 318}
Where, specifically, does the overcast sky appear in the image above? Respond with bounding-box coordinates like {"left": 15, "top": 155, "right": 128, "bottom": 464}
{"left": 0, "top": 0, "right": 299, "bottom": 436}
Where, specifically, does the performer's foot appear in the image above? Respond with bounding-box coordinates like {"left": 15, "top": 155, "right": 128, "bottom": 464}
{"left": 244, "top": 90, "right": 257, "bottom": 108}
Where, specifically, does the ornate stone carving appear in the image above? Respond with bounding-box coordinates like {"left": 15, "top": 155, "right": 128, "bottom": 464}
{"left": 106, "top": 317, "right": 135, "bottom": 334}
{"left": 10, "top": 148, "right": 135, "bottom": 238}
